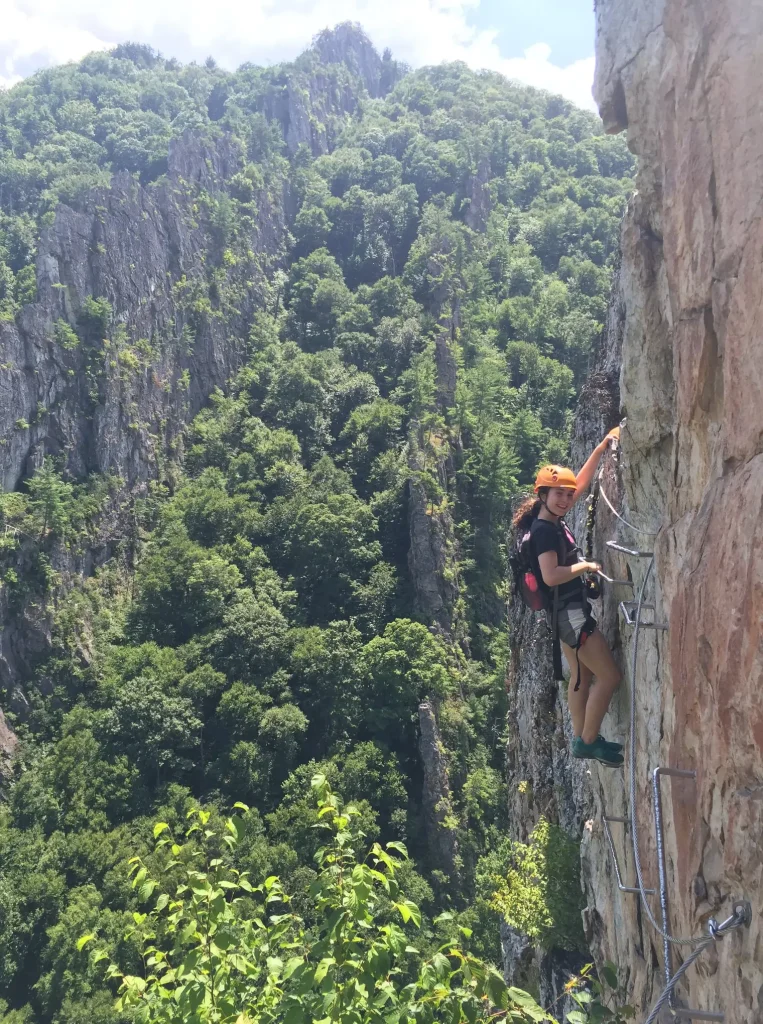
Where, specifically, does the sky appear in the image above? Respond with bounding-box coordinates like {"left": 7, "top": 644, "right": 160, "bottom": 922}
{"left": 0, "top": 0, "right": 598, "bottom": 111}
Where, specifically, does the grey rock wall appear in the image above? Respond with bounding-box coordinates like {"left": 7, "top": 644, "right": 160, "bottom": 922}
{"left": 1, "top": 134, "right": 285, "bottom": 493}
{"left": 584, "top": 1, "right": 763, "bottom": 1018}
{"left": 508, "top": 2, "right": 763, "bottom": 1016}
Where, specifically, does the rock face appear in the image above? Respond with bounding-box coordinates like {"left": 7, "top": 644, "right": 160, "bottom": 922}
{"left": 509, "top": 3, "right": 763, "bottom": 1017}
{"left": 0, "top": 133, "right": 289, "bottom": 696}
{"left": 0, "top": 36, "right": 401, "bottom": 703}
{"left": 582, "top": 1, "right": 763, "bottom": 1018}
{"left": 418, "top": 700, "right": 460, "bottom": 876}
{"left": 1, "top": 134, "right": 284, "bottom": 494}
{"left": 313, "top": 23, "right": 390, "bottom": 99}
{"left": 406, "top": 431, "right": 459, "bottom": 633}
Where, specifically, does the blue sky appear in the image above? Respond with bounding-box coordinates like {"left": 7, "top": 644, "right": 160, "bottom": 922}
{"left": 1, "top": 0, "right": 599, "bottom": 111}
{"left": 469, "top": 0, "right": 594, "bottom": 67}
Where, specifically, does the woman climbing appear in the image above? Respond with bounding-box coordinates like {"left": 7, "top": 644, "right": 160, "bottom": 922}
{"left": 512, "top": 428, "right": 623, "bottom": 767}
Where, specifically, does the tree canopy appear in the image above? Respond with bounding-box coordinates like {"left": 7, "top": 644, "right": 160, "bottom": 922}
{"left": 0, "top": 26, "right": 633, "bottom": 1024}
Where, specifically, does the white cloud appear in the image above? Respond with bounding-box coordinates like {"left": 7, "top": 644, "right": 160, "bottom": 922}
{"left": 0, "top": 0, "right": 597, "bottom": 111}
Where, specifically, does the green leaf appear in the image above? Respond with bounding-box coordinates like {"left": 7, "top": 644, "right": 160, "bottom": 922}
{"left": 283, "top": 957, "right": 304, "bottom": 980}
{"left": 401, "top": 899, "right": 421, "bottom": 928}
{"left": 386, "top": 840, "right": 408, "bottom": 858}
{"left": 314, "top": 957, "right": 335, "bottom": 984}
{"left": 153, "top": 822, "right": 170, "bottom": 839}
{"left": 393, "top": 902, "right": 412, "bottom": 924}
{"left": 139, "top": 880, "right": 157, "bottom": 902}
{"left": 282, "top": 1001, "right": 305, "bottom": 1024}
{"left": 486, "top": 970, "right": 508, "bottom": 1009}
{"left": 601, "top": 962, "right": 619, "bottom": 989}
{"left": 77, "top": 934, "right": 95, "bottom": 952}
{"left": 226, "top": 816, "right": 243, "bottom": 840}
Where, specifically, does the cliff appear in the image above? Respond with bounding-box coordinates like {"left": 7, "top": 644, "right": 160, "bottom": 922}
{"left": 0, "top": 134, "right": 287, "bottom": 698}
{"left": 508, "top": 4, "right": 762, "bottom": 1018}
{"left": 590, "top": 0, "right": 762, "bottom": 1018}
{"left": 0, "top": 26, "right": 395, "bottom": 705}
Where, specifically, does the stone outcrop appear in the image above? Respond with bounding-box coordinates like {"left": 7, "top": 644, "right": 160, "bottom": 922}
{"left": 1, "top": 134, "right": 284, "bottom": 494}
{"left": 313, "top": 23, "right": 393, "bottom": 100}
{"left": 257, "top": 25, "right": 403, "bottom": 158}
{"left": 582, "top": 1, "right": 763, "bottom": 1018}
{"left": 418, "top": 700, "right": 460, "bottom": 877}
{"left": 406, "top": 431, "right": 459, "bottom": 633}
{"left": 0, "top": 132, "right": 290, "bottom": 693}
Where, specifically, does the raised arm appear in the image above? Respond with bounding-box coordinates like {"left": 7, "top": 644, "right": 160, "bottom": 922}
{"left": 572, "top": 426, "right": 620, "bottom": 503}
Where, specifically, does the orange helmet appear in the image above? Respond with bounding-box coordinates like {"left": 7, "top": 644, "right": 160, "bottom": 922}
{"left": 533, "top": 465, "right": 577, "bottom": 492}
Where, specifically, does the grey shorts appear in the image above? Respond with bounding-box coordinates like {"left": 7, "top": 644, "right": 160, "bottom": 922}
{"left": 547, "top": 601, "right": 597, "bottom": 649}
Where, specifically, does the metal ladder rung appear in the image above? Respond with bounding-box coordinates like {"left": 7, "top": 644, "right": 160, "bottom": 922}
{"left": 602, "top": 815, "right": 656, "bottom": 895}
{"left": 619, "top": 601, "right": 668, "bottom": 630}
{"left": 596, "top": 571, "right": 635, "bottom": 587}
{"left": 607, "top": 541, "right": 654, "bottom": 558}
{"left": 673, "top": 1011, "right": 723, "bottom": 1022}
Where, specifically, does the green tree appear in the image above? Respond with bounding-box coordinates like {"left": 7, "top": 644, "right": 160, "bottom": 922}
{"left": 285, "top": 248, "right": 353, "bottom": 351}
{"left": 489, "top": 817, "right": 585, "bottom": 953}
{"left": 87, "top": 777, "right": 553, "bottom": 1024}
{"left": 129, "top": 523, "right": 243, "bottom": 645}
{"left": 360, "top": 619, "right": 453, "bottom": 747}
{"left": 26, "top": 459, "right": 75, "bottom": 540}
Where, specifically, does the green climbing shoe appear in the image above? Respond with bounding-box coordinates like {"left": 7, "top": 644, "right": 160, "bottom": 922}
{"left": 572, "top": 735, "right": 624, "bottom": 768}
{"left": 598, "top": 734, "right": 623, "bottom": 753}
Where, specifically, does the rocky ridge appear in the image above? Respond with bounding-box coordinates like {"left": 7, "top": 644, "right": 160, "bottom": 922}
{"left": 0, "top": 28, "right": 396, "bottom": 709}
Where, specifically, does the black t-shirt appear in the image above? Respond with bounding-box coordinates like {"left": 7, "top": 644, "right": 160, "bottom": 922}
{"left": 529, "top": 517, "right": 584, "bottom": 602}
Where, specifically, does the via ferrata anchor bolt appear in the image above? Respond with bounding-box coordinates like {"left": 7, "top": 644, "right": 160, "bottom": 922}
{"left": 707, "top": 901, "right": 752, "bottom": 940}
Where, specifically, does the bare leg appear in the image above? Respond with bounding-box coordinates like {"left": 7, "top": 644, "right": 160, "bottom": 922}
{"left": 575, "top": 630, "right": 621, "bottom": 744}
{"left": 561, "top": 640, "right": 591, "bottom": 738}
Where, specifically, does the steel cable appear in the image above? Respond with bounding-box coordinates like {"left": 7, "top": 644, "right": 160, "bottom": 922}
{"left": 642, "top": 938, "right": 714, "bottom": 1024}
{"left": 599, "top": 480, "right": 659, "bottom": 538}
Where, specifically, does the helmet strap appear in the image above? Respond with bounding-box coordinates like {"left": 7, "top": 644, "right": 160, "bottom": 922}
{"left": 538, "top": 496, "right": 562, "bottom": 521}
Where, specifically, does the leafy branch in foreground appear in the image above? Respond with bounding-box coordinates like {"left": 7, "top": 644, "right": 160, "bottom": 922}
{"left": 81, "top": 775, "right": 556, "bottom": 1024}
{"left": 564, "top": 962, "right": 635, "bottom": 1024}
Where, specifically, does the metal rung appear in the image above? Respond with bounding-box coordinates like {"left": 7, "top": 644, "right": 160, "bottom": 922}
{"left": 596, "top": 571, "right": 635, "bottom": 587}
{"left": 602, "top": 815, "right": 656, "bottom": 895}
{"left": 673, "top": 1011, "right": 723, "bottom": 1022}
{"left": 619, "top": 601, "right": 668, "bottom": 630}
{"left": 607, "top": 541, "right": 654, "bottom": 558}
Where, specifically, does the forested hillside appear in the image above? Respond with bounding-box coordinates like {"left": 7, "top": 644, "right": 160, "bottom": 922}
{"left": 0, "top": 27, "right": 633, "bottom": 1024}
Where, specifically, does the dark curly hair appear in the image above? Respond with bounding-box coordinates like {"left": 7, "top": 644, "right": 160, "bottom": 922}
{"left": 510, "top": 489, "right": 548, "bottom": 533}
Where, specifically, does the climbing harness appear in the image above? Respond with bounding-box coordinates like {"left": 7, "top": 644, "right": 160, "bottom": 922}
{"left": 594, "top": 458, "right": 752, "bottom": 1022}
